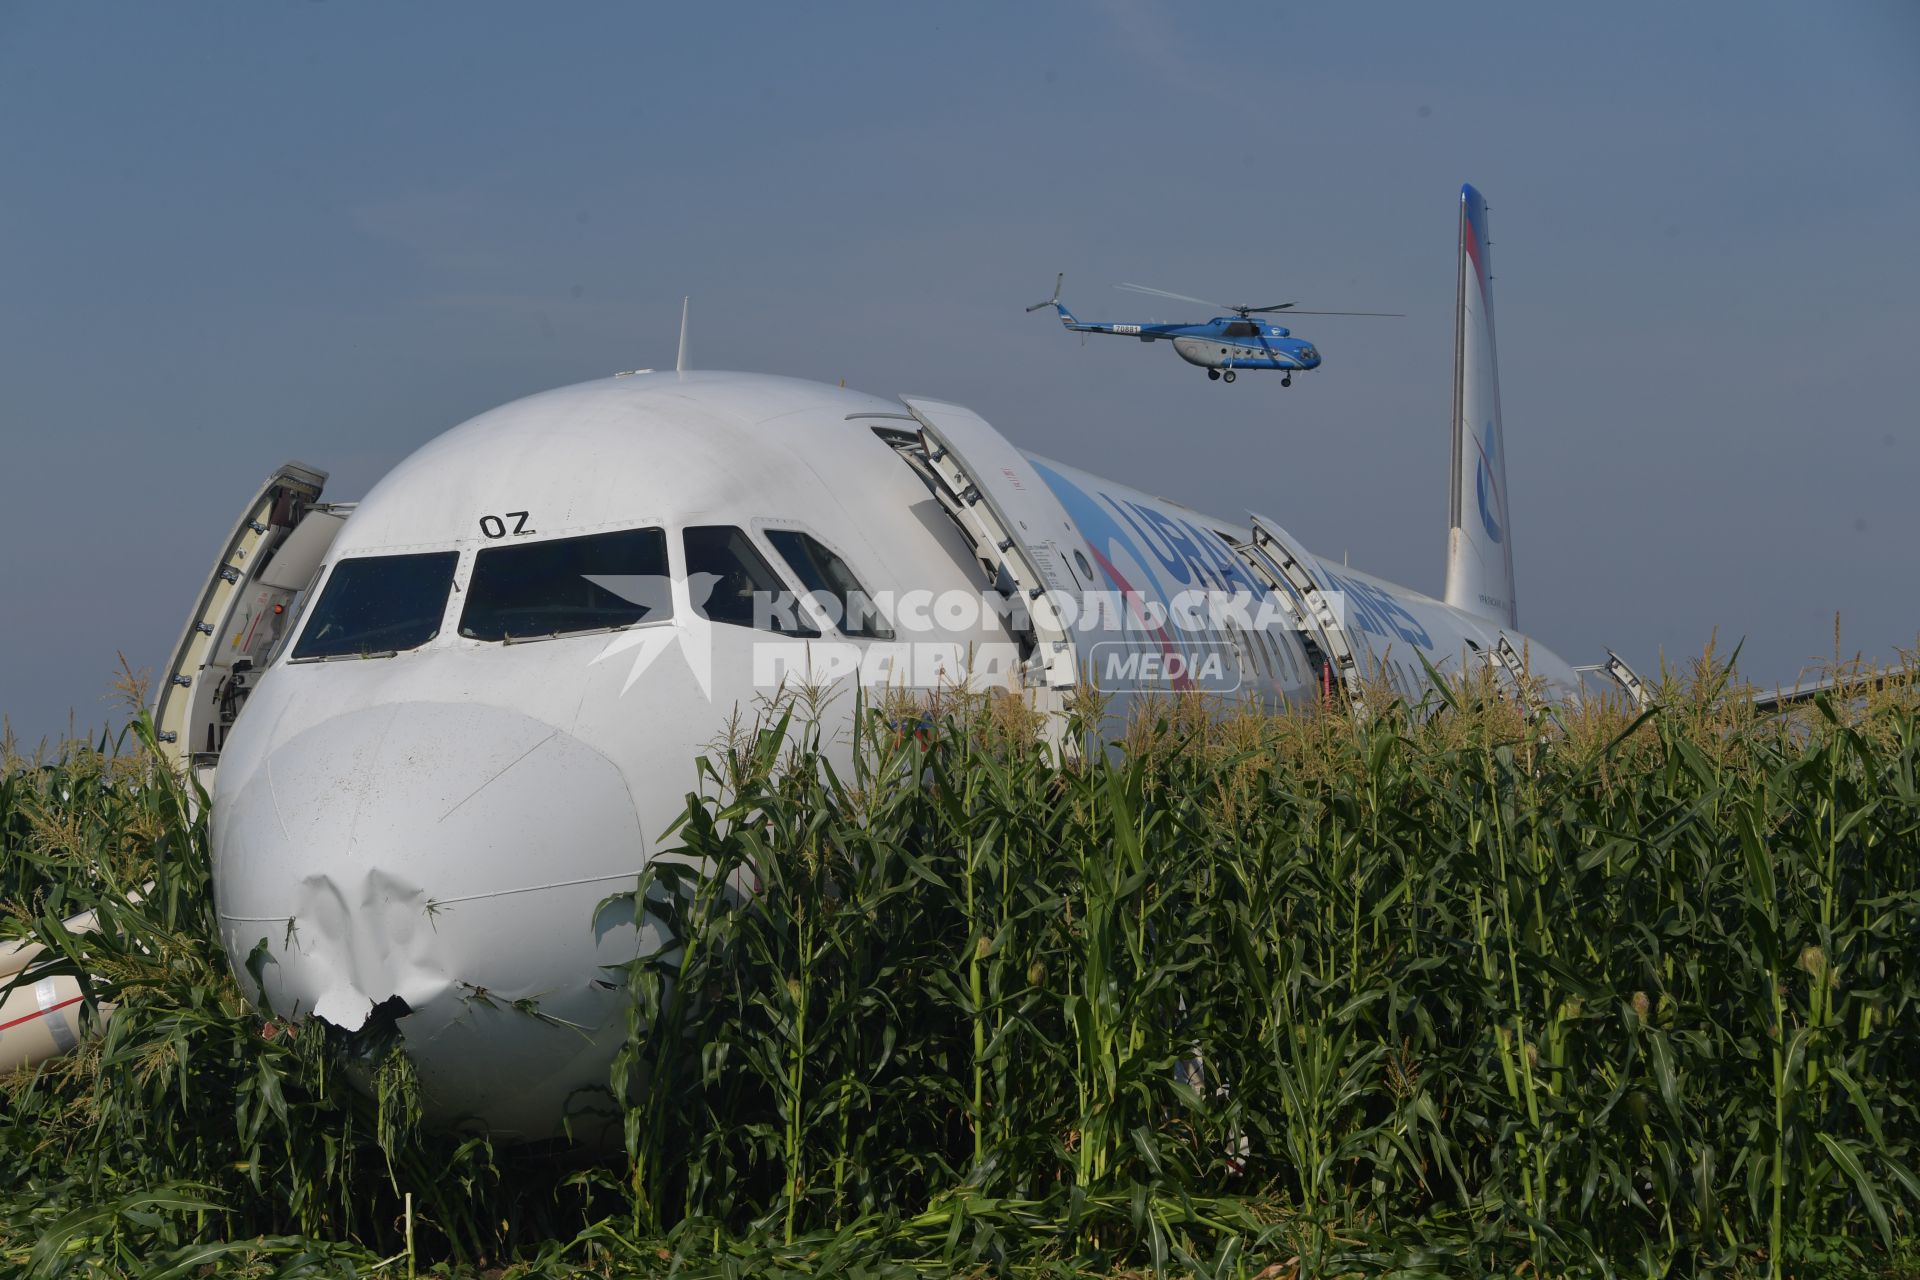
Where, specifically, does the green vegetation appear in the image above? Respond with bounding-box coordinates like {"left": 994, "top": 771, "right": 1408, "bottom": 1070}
{"left": 4, "top": 657, "right": 1918, "bottom": 1277}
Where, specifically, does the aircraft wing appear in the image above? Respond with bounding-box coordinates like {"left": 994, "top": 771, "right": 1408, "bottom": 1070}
{"left": 1750, "top": 669, "right": 1909, "bottom": 713}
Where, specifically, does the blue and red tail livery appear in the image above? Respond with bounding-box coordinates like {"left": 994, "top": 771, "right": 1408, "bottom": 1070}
{"left": 1445, "top": 183, "right": 1517, "bottom": 627}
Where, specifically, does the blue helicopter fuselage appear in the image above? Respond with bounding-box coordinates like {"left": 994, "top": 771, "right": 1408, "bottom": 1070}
{"left": 1044, "top": 302, "right": 1322, "bottom": 375}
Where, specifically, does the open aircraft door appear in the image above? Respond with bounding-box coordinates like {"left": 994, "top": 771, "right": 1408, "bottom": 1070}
{"left": 152, "top": 462, "right": 348, "bottom": 781}
{"left": 1232, "top": 513, "right": 1366, "bottom": 710}
{"left": 894, "top": 397, "right": 1085, "bottom": 736}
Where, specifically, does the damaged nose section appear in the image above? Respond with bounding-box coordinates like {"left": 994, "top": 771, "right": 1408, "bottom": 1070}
{"left": 212, "top": 701, "right": 653, "bottom": 1140}
{"left": 294, "top": 863, "right": 443, "bottom": 1032}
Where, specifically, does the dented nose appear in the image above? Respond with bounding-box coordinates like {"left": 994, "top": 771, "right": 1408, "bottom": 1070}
{"left": 210, "top": 701, "right": 653, "bottom": 1139}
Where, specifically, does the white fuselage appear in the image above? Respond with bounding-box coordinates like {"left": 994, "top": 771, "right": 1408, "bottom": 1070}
{"left": 210, "top": 370, "right": 1576, "bottom": 1139}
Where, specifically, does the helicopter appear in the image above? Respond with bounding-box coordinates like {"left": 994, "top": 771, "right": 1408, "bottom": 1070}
{"left": 1026, "top": 275, "right": 1400, "bottom": 384}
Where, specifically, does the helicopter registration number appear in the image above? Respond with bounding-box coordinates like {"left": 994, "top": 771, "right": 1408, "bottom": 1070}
{"left": 1113, "top": 325, "right": 1141, "bottom": 335}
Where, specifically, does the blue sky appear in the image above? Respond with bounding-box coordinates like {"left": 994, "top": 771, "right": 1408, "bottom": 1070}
{"left": 2, "top": 2, "right": 1916, "bottom": 745}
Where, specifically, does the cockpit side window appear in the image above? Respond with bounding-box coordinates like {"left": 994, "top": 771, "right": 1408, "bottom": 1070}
{"left": 291, "top": 551, "right": 459, "bottom": 660}
{"left": 460, "top": 527, "right": 670, "bottom": 642}
{"left": 764, "top": 528, "right": 894, "bottom": 640}
{"left": 682, "top": 525, "right": 819, "bottom": 636}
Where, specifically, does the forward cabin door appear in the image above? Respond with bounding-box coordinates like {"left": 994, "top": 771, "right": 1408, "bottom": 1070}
{"left": 894, "top": 397, "right": 1086, "bottom": 740}
{"left": 152, "top": 462, "right": 348, "bottom": 782}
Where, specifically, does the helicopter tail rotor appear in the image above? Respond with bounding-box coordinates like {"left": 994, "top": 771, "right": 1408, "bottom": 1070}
{"left": 1026, "top": 272, "right": 1065, "bottom": 313}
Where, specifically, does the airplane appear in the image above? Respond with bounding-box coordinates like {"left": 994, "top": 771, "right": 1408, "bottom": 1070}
{"left": 1026, "top": 276, "right": 1401, "bottom": 384}
{"left": 3, "top": 184, "right": 1647, "bottom": 1139}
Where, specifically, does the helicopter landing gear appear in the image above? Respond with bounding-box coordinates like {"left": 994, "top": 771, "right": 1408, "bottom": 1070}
{"left": 1207, "top": 369, "right": 1221, "bottom": 381}
{"left": 1222, "top": 371, "right": 1237, "bottom": 384}
{"left": 1281, "top": 374, "right": 1292, "bottom": 387}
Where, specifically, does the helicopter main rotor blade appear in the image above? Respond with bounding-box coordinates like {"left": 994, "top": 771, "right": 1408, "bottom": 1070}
{"left": 1118, "top": 283, "right": 1402, "bottom": 319}
{"left": 1116, "top": 282, "right": 1227, "bottom": 311}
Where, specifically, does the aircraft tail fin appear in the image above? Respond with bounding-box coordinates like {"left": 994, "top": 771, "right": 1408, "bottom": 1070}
{"left": 1026, "top": 273, "right": 1077, "bottom": 325}
{"left": 1443, "top": 183, "right": 1518, "bottom": 628}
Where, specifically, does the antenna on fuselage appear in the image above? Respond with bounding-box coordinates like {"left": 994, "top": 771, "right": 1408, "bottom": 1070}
{"left": 675, "top": 296, "right": 691, "bottom": 373}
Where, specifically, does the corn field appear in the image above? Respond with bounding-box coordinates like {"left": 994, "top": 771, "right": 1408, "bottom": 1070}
{"left": 3, "top": 656, "right": 1918, "bottom": 1278}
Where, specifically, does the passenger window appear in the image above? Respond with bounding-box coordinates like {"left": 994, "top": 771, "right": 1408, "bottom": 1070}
{"left": 764, "top": 529, "right": 894, "bottom": 640}
{"left": 460, "top": 527, "right": 670, "bottom": 642}
{"left": 292, "top": 551, "right": 458, "bottom": 660}
{"left": 1242, "top": 629, "right": 1263, "bottom": 680}
{"left": 1268, "top": 630, "right": 1297, "bottom": 683}
{"left": 683, "top": 526, "right": 818, "bottom": 636}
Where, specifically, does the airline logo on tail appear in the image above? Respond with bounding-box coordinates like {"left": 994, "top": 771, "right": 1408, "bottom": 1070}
{"left": 1474, "top": 419, "right": 1504, "bottom": 544}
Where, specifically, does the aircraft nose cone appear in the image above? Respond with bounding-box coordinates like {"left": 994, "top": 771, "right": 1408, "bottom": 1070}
{"left": 211, "top": 701, "right": 655, "bottom": 1139}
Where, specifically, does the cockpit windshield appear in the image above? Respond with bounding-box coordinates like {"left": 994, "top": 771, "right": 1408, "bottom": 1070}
{"left": 682, "top": 525, "right": 818, "bottom": 635}
{"left": 459, "top": 527, "right": 670, "bottom": 642}
{"left": 764, "top": 528, "right": 893, "bottom": 639}
{"left": 291, "top": 551, "right": 459, "bottom": 660}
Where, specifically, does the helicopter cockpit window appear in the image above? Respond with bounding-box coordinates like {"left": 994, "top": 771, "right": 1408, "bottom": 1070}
{"left": 764, "top": 528, "right": 894, "bottom": 640}
{"left": 459, "top": 527, "right": 671, "bottom": 642}
{"left": 1224, "top": 321, "right": 1259, "bottom": 338}
{"left": 291, "top": 551, "right": 459, "bottom": 660}
{"left": 682, "top": 525, "right": 819, "bottom": 636}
